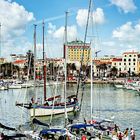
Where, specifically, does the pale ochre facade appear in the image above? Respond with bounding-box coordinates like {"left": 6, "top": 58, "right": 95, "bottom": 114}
{"left": 65, "top": 40, "right": 91, "bottom": 64}
{"left": 138, "top": 60, "right": 140, "bottom": 74}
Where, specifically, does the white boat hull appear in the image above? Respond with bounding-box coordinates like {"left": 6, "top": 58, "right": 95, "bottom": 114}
{"left": 21, "top": 83, "right": 32, "bottom": 88}
{"left": 0, "top": 86, "right": 5, "bottom": 90}
{"left": 30, "top": 104, "right": 76, "bottom": 117}
{"left": 9, "top": 85, "right": 22, "bottom": 89}
{"left": 114, "top": 84, "right": 124, "bottom": 89}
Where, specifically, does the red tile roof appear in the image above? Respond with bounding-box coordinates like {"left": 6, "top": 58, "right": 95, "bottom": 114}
{"left": 123, "top": 52, "right": 138, "bottom": 54}
{"left": 13, "top": 60, "right": 26, "bottom": 64}
{"left": 112, "top": 58, "right": 122, "bottom": 62}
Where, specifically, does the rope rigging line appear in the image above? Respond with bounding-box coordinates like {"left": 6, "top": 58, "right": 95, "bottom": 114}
{"left": 21, "top": 50, "right": 32, "bottom": 126}
{"left": 76, "top": 0, "right": 92, "bottom": 97}
{"left": 76, "top": 0, "right": 92, "bottom": 112}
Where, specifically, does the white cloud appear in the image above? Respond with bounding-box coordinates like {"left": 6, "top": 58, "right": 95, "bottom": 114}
{"left": 0, "top": 0, "right": 34, "bottom": 38}
{"left": 112, "top": 21, "right": 140, "bottom": 43}
{"left": 1, "top": 37, "right": 33, "bottom": 60}
{"left": 76, "top": 8, "right": 105, "bottom": 27}
{"left": 93, "top": 8, "right": 105, "bottom": 24}
{"left": 110, "top": 0, "right": 137, "bottom": 13}
{"left": 47, "top": 22, "right": 56, "bottom": 34}
{"left": 102, "top": 41, "right": 115, "bottom": 47}
{"left": 0, "top": 0, "right": 35, "bottom": 58}
{"left": 100, "top": 21, "right": 140, "bottom": 56}
{"left": 53, "top": 26, "right": 65, "bottom": 39}
{"left": 53, "top": 25, "right": 77, "bottom": 41}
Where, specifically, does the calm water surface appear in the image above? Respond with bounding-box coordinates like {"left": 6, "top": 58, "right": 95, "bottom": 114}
{"left": 0, "top": 84, "right": 140, "bottom": 139}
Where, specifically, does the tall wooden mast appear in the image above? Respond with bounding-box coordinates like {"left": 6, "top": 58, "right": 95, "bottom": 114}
{"left": 33, "top": 24, "right": 37, "bottom": 89}
{"left": 33, "top": 24, "right": 37, "bottom": 118}
{"left": 42, "top": 21, "right": 46, "bottom": 102}
{"left": 64, "top": 11, "right": 68, "bottom": 127}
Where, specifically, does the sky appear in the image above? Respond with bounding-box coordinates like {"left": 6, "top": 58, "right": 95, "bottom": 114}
{"left": 0, "top": 0, "right": 140, "bottom": 60}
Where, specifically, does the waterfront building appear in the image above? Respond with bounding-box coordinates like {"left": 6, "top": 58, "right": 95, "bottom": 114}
{"left": 93, "top": 56, "right": 111, "bottom": 77}
{"left": 111, "top": 51, "right": 140, "bottom": 76}
{"left": 10, "top": 54, "right": 26, "bottom": 62}
{"left": 12, "top": 59, "right": 26, "bottom": 78}
{"left": 121, "top": 52, "right": 139, "bottom": 75}
{"left": 46, "top": 58, "right": 64, "bottom": 78}
{"left": 64, "top": 40, "right": 91, "bottom": 65}
{"left": 13, "top": 59, "right": 26, "bottom": 69}
{"left": 138, "top": 54, "right": 140, "bottom": 75}
{"left": 93, "top": 58, "right": 112, "bottom": 77}
{"left": 112, "top": 57, "right": 123, "bottom": 76}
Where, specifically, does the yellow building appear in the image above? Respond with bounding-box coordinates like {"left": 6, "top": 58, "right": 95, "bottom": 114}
{"left": 64, "top": 40, "right": 91, "bottom": 64}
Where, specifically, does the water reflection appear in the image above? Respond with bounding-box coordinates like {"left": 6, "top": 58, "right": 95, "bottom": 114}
{"left": 0, "top": 84, "right": 140, "bottom": 138}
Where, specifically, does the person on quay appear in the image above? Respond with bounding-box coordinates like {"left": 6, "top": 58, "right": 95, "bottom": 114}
{"left": 117, "top": 132, "right": 123, "bottom": 140}
{"left": 123, "top": 128, "right": 129, "bottom": 140}
{"left": 114, "top": 124, "right": 119, "bottom": 133}
{"left": 0, "top": 133, "right": 5, "bottom": 140}
{"left": 130, "top": 128, "right": 135, "bottom": 140}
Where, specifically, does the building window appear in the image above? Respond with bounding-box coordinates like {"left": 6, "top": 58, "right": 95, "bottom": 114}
{"left": 128, "top": 59, "right": 131, "bottom": 61}
{"left": 133, "top": 59, "right": 136, "bottom": 61}
{"left": 133, "top": 63, "right": 135, "bottom": 65}
{"left": 134, "top": 68, "right": 135, "bottom": 70}
{"left": 134, "top": 55, "right": 136, "bottom": 57}
{"left": 129, "top": 63, "right": 131, "bottom": 65}
{"left": 119, "top": 63, "right": 121, "bottom": 65}
{"left": 124, "top": 63, "right": 126, "bottom": 65}
{"left": 119, "top": 68, "right": 121, "bottom": 71}
{"left": 124, "top": 59, "right": 126, "bottom": 61}
{"left": 125, "top": 55, "right": 127, "bottom": 57}
{"left": 114, "top": 63, "right": 116, "bottom": 65}
{"left": 129, "top": 55, "right": 131, "bottom": 57}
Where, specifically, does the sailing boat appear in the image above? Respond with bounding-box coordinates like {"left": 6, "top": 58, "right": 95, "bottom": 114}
{"left": 23, "top": 12, "right": 79, "bottom": 140}
{"left": 16, "top": 14, "right": 79, "bottom": 117}
{"left": 66, "top": 1, "right": 120, "bottom": 139}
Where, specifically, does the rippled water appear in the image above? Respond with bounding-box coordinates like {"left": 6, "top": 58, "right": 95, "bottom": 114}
{"left": 0, "top": 84, "right": 140, "bottom": 139}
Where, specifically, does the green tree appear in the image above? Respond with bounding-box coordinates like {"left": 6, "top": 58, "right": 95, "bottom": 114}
{"left": 0, "top": 63, "right": 20, "bottom": 78}
{"left": 100, "top": 63, "right": 107, "bottom": 77}
{"left": 96, "top": 63, "right": 107, "bottom": 78}
{"left": 111, "top": 66, "right": 118, "bottom": 78}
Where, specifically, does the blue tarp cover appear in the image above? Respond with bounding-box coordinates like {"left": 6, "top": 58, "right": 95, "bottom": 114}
{"left": 70, "top": 123, "right": 95, "bottom": 129}
{"left": 40, "top": 129, "right": 66, "bottom": 135}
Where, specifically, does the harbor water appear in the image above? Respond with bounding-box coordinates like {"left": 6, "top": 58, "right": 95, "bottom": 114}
{"left": 0, "top": 83, "right": 140, "bottom": 139}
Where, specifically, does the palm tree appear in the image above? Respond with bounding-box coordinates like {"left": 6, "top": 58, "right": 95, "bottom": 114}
{"left": 24, "top": 50, "right": 34, "bottom": 79}
{"left": 96, "top": 63, "right": 107, "bottom": 78}
{"left": 100, "top": 63, "right": 107, "bottom": 77}
{"left": 111, "top": 66, "right": 118, "bottom": 78}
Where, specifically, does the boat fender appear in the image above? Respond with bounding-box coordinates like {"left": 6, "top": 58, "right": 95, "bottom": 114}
{"left": 88, "top": 120, "right": 96, "bottom": 124}
{"left": 81, "top": 134, "right": 87, "bottom": 140}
